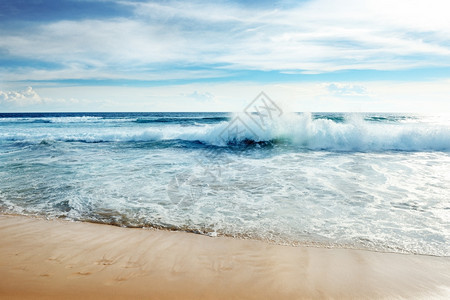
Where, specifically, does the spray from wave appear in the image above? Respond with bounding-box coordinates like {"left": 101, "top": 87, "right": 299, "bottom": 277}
{"left": 1, "top": 113, "right": 449, "bottom": 151}
{"left": 220, "top": 112, "right": 450, "bottom": 151}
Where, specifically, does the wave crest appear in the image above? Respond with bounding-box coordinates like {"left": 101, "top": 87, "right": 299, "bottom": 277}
{"left": 1, "top": 113, "right": 449, "bottom": 151}
{"left": 198, "top": 113, "right": 450, "bottom": 151}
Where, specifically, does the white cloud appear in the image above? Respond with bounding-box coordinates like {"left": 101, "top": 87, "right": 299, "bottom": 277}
{"left": 0, "top": 86, "right": 118, "bottom": 111}
{"left": 326, "top": 83, "right": 369, "bottom": 97}
{"left": 1, "top": 0, "right": 450, "bottom": 81}
{"left": 0, "top": 87, "right": 43, "bottom": 107}
{"left": 185, "top": 91, "right": 215, "bottom": 102}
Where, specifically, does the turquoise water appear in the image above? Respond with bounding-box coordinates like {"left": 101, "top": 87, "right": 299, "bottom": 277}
{"left": 0, "top": 112, "right": 449, "bottom": 256}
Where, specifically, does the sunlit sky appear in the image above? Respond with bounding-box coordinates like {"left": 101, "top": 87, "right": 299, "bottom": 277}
{"left": 1, "top": 0, "right": 450, "bottom": 112}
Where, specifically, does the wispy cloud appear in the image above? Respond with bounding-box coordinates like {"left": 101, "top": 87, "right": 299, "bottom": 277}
{"left": 1, "top": 0, "right": 450, "bottom": 112}
{"left": 1, "top": 0, "right": 450, "bottom": 84}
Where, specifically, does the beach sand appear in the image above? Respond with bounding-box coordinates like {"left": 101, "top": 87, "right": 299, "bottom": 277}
{"left": 0, "top": 214, "right": 449, "bottom": 299}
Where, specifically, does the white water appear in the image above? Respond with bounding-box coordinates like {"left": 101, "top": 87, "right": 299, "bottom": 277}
{"left": 1, "top": 113, "right": 449, "bottom": 151}
{"left": 0, "top": 112, "right": 449, "bottom": 256}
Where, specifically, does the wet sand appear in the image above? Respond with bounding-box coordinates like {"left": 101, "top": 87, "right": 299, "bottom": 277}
{"left": 0, "top": 214, "right": 449, "bottom": 299}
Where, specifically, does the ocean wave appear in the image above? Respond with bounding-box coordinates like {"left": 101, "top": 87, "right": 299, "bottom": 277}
{"left": 1, "top": 113, "right": 449, "bottom": 151}
{"left": 0, "top": 116, "right": 106, "bottom": 124}
{"left": 0, "top": 115, "right": 229, "bottom": 125}
{"left": 134, "top": 116, "right": 229, "bottom": 124}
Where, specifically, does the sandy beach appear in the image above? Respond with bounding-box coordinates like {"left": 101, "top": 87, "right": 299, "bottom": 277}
{"left": 0, "top": 214, "right": 448, "bottom": 299}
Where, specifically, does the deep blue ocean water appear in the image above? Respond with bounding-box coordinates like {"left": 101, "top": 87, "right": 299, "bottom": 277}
{"left": 0, "top": 112, "right": 449, "bottom": 256}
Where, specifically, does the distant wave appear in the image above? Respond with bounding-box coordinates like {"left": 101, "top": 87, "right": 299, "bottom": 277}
{"left": 1, "top": 113, "right": 449, "bottom": 152}
{"left": 31, "top": 119, "right": 52, "bottom": 123}
{"left": 134, "top": 116, "right": 228, "bottom": 124}
{"left": 0, "top": 116, "right": 229, "bottom": 125}
{"left": 0, "top": 116, "right": 105, "bottom": 124}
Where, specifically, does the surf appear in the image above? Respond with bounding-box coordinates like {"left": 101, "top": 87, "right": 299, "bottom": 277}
{"left": 1, "top": 112, "right": 449, "bottom": 152}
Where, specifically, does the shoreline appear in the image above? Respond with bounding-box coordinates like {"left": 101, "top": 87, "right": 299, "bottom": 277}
{"left": 2, "top": 213, "right": 443, "bottom": 257}
{"left": 1, "top": 214, "right": 449, "bottom": 299}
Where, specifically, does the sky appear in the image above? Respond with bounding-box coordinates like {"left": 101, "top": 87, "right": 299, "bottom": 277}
{"left": 1, "top": 0, "right": 450, "bottom": 112}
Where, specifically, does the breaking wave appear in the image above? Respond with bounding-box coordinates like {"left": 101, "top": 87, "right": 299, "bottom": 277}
{"left": 1, "top": 113, "right": 449, "bottom": 151}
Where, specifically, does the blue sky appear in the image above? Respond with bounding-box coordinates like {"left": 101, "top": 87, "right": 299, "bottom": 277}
{"left": 1, "top": 0, "right": 450, "bottom": 112}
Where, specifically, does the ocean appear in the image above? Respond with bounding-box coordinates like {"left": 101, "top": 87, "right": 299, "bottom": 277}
{"left": 0, "top": 111, "right": 449, "bottom": 256}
